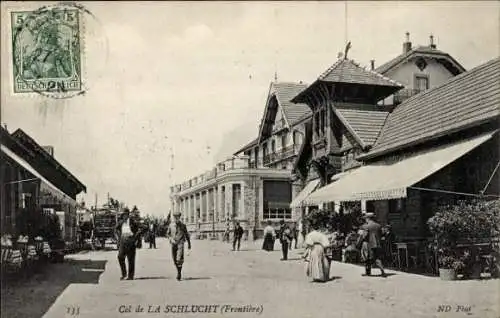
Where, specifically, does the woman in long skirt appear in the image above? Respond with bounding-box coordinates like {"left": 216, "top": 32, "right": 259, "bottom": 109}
{"left": 304, "top": 224, "right": 331, "bottom": 282}
{"left": 262, "top": 221, "right": 276, "bottom": 251}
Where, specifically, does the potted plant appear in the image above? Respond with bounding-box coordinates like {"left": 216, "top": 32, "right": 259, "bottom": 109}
{"left": 438, "top": 255, "right": 464, "bottom": 280}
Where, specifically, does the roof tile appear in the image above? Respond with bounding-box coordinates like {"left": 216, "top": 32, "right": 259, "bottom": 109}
{"left": 272, "top": 82, "right": 312, "bottom": 125}
{"left": 318, "top": 59, "right": 403, "bottom": 87}
{"left": 337, "top": 108, "right": 389, "bottom": 146}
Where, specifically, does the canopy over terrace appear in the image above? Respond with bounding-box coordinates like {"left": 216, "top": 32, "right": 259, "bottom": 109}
{"left": 1, "top": 144, "right": 76, "bottom": 206}
{"left": 290, "top": 179, "right": 320, "bottom": 208}
{"left": 303, "top": 131, "right": 496, "bottom": 205}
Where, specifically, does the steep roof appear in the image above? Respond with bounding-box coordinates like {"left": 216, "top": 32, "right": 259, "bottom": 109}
{"left": 292, "top": 58, "right": 403, "bottom": 104}
{"left": 233, "top": 137, "right": 258, "bottom": 156}
{"left": 362, "top": 57, "right": 500, "bottom": 160}
{"left": 318, "top": 58, "right": 403, "bottom": 87}
{"left": 336, "top": 108, "right": 389, "bottom": 147}
{"left": 234, "top": 82, "right": 310, "bottom": 156}
{"left": 272, "top": 82, "right": 311, "bottom": 125}
{"left": 376, "top": 45, "right": 466, "bottom": 76}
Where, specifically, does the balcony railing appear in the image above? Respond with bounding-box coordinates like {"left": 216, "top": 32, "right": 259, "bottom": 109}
{"left": 394, "top": 88, "right": 422, "bottom": 104}
{"left": 262, "top": 145, "right": 298, "bottom": 165}
{"left": 173, "top": 156, "right": 270, "bottom": 192}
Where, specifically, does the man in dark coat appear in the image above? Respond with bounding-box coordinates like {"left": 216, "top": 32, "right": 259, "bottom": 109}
{"left": 148, "top": 221, "right": 157, "bottom": 249}
{"left": 115, "top": 209, "right": 141, "bottom": 280}
{"left": 232, "top": 222, "right": 244, "bottom": 251}
{"left": 278, "top": 220, "right": 293, "bottom": 261}
{"left": 167, "top": 211, "right": 191, "bottom": 280}
{"left": 359, "top": 212, "right": 386, "bottom": 277}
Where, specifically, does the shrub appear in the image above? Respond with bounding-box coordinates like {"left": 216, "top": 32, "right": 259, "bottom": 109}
{"left": 305, "top": 209, "right": 333, "bottom": 230}
{"left": 427, "top": 199, "right": 500, "bottom": 247}
{"left": 428, "top": 199, "right": 499, "bottom": 270}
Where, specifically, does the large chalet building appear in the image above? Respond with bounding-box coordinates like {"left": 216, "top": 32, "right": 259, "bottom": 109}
{"left": 170, "top": 33, "right": 480, "bottom": 240}
{"left": 290, "top": 34, "right": 468, "bottom": 215}
{"left": 302, "top": 57, "right": 499, "bottom": 240}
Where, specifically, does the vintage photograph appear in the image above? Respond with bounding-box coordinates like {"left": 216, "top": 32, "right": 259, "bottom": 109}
{"left": 1, "top": 1, "right": 499, "bottom": 318}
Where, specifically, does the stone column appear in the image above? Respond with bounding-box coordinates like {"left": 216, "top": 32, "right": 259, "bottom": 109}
{"left": 240, "top": 181, "right": 245, "bottom": 220}
{"left": 187, "top": 195, "right": 191, "bottom": 224}
{"left": 361, "top": 200, "right": 367, "bottom": 213}
{"left": 191, "top": 195, "right": 195, "bottom": 223}
{"left": 184, "top": 197, "right": 189, "bottom": 222}
{"left": 217, "top": 186, "right": 222, "bottom": 221}
{"left": 227, "top": 184, "right": 233, "bottom": 220}
{"left": 199, "top": 191, "right": 204, "bottom": 223}
{"left": 205, "top": 190, "right": 210, "bottom": 223}
{"left": 213, "top": 187, "right": 218, "bottom": 222}
{"left": 194, "top": 194, "right": 198, "bottom": 224}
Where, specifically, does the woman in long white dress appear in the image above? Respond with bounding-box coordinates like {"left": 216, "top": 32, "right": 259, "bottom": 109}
{"left": 304, "top": 224, "right": 332, "bottom": 282}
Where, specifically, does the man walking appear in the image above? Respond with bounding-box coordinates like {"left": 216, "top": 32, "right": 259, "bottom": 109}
{"left": 115, "top": 208, "right": 140, "bottom": 280}
{"left": 279, "top": 220, "right": 293, "bottom": 261}
{"left": 232, "top": 222, "right": 244, "bottom": 251}
{"left": 148, "top": 221, "right": 157, "bottom": 249}
{"left": 167, "top": 211, "right": 191, "bottom": 281}
{"left": 359, "top": 212, "right": 386, "bottom": 277}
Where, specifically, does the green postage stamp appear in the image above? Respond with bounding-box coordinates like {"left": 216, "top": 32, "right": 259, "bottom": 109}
{"left": 11, "top": 7, "right": 82, "bottom": 94}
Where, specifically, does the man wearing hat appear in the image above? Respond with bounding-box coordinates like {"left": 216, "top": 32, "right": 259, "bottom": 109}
{"left": 115, "top": 208, "right": 140, "bottom": 280}
{"left": 359, "top": 212, "right": 386, "bottom": 277}
{"left": 167, "top": 211, "right": 191, "bottom": 280}
{"left": 278, "top": 220, "right": 293, "bottom": 261}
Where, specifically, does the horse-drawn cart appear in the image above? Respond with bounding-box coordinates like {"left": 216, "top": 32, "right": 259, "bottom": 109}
{"left": 92, "top": 209, "right": 118, "bottom": 249}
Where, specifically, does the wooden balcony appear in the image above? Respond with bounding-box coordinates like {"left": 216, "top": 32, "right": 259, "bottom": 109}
{"left": 263, "top": 145, "right": 298, "bottom": 165}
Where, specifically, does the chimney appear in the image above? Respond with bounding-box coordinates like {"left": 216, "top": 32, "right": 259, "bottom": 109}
{"left": 42, "top": 146, "right": 54, "bottom": 157}
{"left": 429, "top": 34, "right": 436, "bottom": 49}
{"left": 370, "top": 60, "right": 375, "bottom": 70}
{"left": 403, "top": 32, "right": 412, "bottom": 54}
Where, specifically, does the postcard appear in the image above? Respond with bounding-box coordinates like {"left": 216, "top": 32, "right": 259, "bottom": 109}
{"left": 1, "top": 1, "right": 499, "bottom": 318}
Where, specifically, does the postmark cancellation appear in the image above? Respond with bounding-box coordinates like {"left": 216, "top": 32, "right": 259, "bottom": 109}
{"left": 11, "top": 6, "right": 82, "bottom": 95}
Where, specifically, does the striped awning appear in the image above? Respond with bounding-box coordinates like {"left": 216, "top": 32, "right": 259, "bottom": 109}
{"left": 290, "top": 179, "right": 320, "bottom": 208}
{"left": 303, "top": 131, "right": 496, "bottom": 204}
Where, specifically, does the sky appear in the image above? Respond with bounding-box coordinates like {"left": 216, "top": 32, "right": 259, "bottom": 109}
{"left": 1, "top": 1, "right": 498, "bottom": 217}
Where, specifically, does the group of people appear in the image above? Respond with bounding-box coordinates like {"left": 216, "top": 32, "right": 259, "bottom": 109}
{"left": 114, "top": 207, "right": 388, "bottom": 284}
{"left": 302, "top": 212, "right": 387, "bottom": 282}
{"left": 262, "top": 220, "right": 301, "bottom": 260}
{"left": 115, "top": 209, "right": 190, "bottom": 281}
